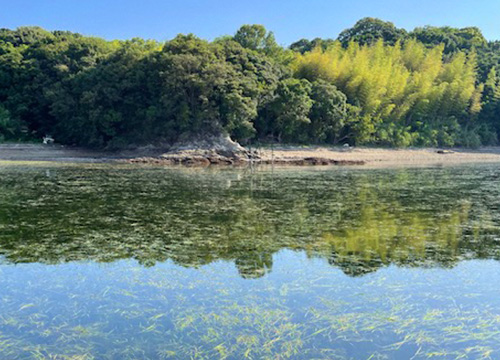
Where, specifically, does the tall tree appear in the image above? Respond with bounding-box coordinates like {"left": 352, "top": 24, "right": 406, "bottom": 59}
{"left": 233, "top": 24, "right": 279, "bottom": 56}
{"left": 258, "top": 78, "right": 313, "bottom": 142}
{"left": 308, "top": 80, "right": 348, "bottom": 143}
{"left": 337, "top": 18, "right": 408, "bottom": 47}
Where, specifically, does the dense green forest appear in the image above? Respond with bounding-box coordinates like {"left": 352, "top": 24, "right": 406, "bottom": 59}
{"left": 1, "top": 18, "right": 500, "bottom": 148}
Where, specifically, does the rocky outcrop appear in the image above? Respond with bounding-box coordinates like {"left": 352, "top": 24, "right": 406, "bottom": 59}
{"left": 120, "top": 135, "right": 365, "bottom": 167}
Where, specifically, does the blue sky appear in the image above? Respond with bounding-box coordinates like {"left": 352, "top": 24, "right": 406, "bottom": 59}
{"left": 2, "top": 0, "right": 500, "bottom": 45}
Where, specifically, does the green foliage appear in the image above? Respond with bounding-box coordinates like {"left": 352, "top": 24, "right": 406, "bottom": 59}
{"left": 0, "top": 105, "right": 21, "bottom": 141}
{"left": 0, "top": 26, "right": 55, "bottom": 46}
{"left": 337, "top": 17, "right": 408, "bottom": 47}
{"left": 289, "top": 38, "right": 336, "bottom": 54}
{"left": 308, "top": 80, "right": 347, "bottom": 143}
{"left": 1, "top": 20, "right": 500, "bottom": 148}
{"left": 259, "top": 78, "right": 313, "bottom": 142}
{"left": 45, "top": 34, "right": 280, "bottom": 147}
{"left": 293, "top": 39, "right": 484, "bottom": 146}
{"left": 477, "top": 40, "right": 500, "bottom": 81}
{"left": 233, "top": 24, "right": 279, "bottom": 55}
{"left": 479, "top": 68, "right": 500, "bottom": 137}
{"left": 50, "top": 39, "right": 156, "bottom": 147}
{"left": 410, "top": 25, "right": 487, "bottom": 54}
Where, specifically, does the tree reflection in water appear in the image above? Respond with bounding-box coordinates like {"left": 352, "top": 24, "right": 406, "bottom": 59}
{"left": 0, "top": 165, "right": 499, "bottom": 278}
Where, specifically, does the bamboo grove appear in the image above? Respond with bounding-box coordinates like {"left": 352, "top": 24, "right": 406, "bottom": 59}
{"left": 1, "top": 18, "right": 500, "bottom": 148}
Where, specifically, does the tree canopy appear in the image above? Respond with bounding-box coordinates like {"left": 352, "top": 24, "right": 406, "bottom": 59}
{"left": 337, "top": 18, "right": 408, "bottom": 47}
{"left": 1, "top": 20, "right": 500, "bottom": 148}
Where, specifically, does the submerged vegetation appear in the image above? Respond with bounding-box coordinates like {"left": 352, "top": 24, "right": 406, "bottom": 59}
{"left": 1, "top": 164, "right": 500, "bottom": 359}
{"left": 1, "top": 165, "right": 500, "bottom": 275}
{"left": 1, "top": 18, "right": 500, "bottom": 148}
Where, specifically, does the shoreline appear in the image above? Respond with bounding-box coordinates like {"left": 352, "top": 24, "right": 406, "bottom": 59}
{"left": 2, "top": 144, "right": 500, "bottom": 167}
{"left": 257, "top": 146, "right": 500, "bottom": 167}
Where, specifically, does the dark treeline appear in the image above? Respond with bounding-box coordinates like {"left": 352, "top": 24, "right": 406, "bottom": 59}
{"left": 1, "top": 18, "right": 500, "bottom": 148}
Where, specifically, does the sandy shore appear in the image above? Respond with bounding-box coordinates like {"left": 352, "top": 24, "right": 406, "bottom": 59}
{"left": 257, "top": 146, "right": 500, "bottom": 167}
{"left": 2, "top": 144, "right": 500, "bottom": 167}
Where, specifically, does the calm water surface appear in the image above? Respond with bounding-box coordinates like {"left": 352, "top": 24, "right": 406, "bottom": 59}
{"left": 1, "top": 164, "right": 500, "bottom": 359}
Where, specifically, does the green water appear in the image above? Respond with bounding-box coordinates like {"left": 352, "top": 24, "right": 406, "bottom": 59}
{"left": 1, "top": 164, "right": 500, "bottom": 359}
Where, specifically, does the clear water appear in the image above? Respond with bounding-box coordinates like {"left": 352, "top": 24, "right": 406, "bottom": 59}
{"left": 1, "top": 164, "right": 500, "bottom": 359}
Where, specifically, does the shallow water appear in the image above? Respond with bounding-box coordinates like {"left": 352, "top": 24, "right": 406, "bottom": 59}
{"left": 1, "top": 164, "right": 500, "bottom": 359}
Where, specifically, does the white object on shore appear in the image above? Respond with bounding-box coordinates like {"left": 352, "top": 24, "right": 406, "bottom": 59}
{"left": 43, "top": 135, "right": 54, "bottom": 144}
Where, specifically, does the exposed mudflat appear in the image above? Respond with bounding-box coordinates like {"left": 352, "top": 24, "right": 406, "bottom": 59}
{"left": 0, "top": 144, "right": 120, "bottom": 163}
{"left": 2, "top": 143, "right": 500, "bottom": 167}
{"left": 257, "top": 146, "right": 500, "bottom": 167}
